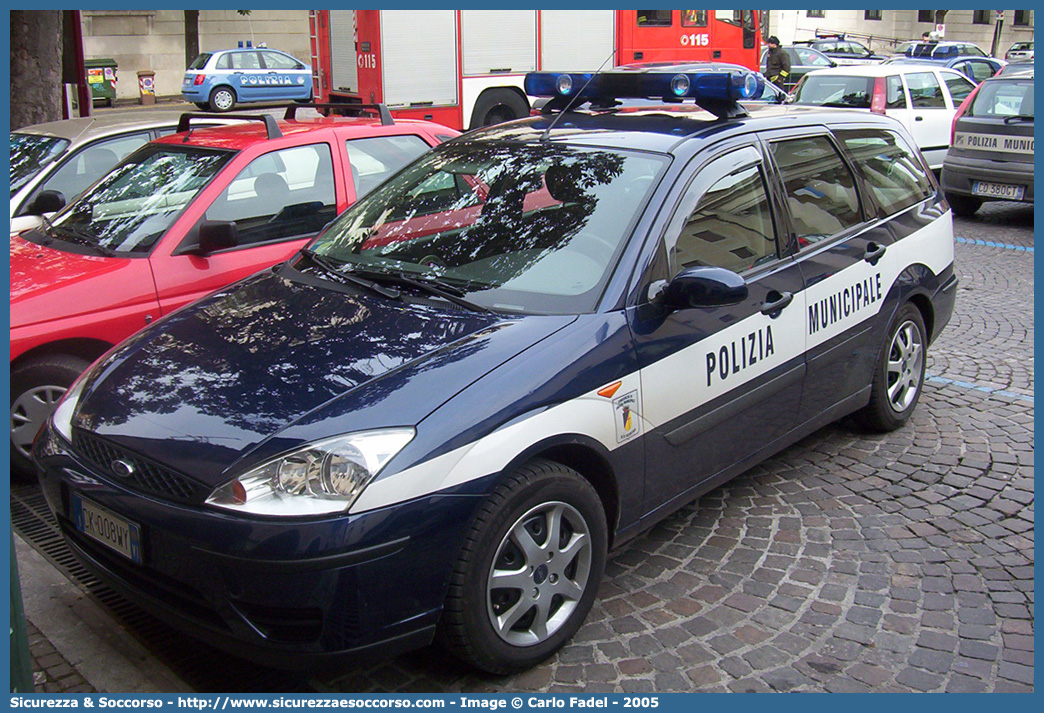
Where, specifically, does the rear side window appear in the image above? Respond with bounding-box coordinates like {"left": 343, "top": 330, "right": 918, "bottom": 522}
{"left": 345, "top": 135, "right": 432, "bottom": 198}
{"left": 770, "top": 136, "right": 861, "bottom": 245}
{"left": 943, "top": 73, "right": 976, "bottom": 104}
{"left": 835, "top": 129, "right": 934, "bottom": 217}
{"left": 906, "top": 72, "right": 945, "bottom": 108}
{"left": 969, "top": 81, "right": 1034, "bottom": 117}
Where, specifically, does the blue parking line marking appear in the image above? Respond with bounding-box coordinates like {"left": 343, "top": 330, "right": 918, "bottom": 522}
{"left": 926, "top": 374, "right": 1034, "bottom": 404}
{"left": 955, "top": 237, "right": 1034, "bottom": 253}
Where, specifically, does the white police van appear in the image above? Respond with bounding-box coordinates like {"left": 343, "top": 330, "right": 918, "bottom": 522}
{"left": 38, "top": 66, "right": 956, "bottom": 674}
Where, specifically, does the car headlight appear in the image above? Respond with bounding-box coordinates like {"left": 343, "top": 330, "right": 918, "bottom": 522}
{"left": 51, "top": 374, "right": 90, "bottom": 444}
{"left": 205, "top": 428, "right": 415, "bottom": 516}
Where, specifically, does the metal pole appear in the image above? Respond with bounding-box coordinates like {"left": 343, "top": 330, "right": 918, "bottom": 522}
{"left": 990, "top": 11, "right": 1004, "bottom": 58}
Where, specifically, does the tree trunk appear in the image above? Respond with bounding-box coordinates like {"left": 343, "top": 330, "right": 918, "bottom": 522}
{"left": 185, "top": 10, "right": 200, "bottom": 69}
{"left": 10, "top": 10, "right": 63, "bottom": 129}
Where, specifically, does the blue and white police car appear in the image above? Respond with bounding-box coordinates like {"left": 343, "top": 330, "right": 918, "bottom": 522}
{"left": 181, "top": 47, "right": 312, "bottom": 112}
{"left": 37, "top": 66, "right": 956, "bottom": 674}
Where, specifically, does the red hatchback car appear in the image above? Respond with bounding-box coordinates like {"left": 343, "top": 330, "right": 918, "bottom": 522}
{"left": 10, "top": 107, "right": 457, "bottom": 475}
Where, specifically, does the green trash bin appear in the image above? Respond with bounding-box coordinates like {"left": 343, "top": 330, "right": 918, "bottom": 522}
{"left": 86, "top": 58, "right": 118, "bottom": 107}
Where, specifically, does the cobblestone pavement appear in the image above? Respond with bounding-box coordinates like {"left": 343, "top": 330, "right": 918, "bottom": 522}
{"left": 27, "top": 621, "right": 97, "bottom": 693}
{"left": 310, "top": 203, "right": 1034, "bottom": 693}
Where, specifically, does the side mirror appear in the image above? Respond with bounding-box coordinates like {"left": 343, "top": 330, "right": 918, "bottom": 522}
{"left": 26, "top": 190, "right": 66, "bottom": 216}
{"left": 662, "top": 266, "right": 748, "bottom": 310}
{"left": 194, "top": 220, "right": 239, "bottom": 256}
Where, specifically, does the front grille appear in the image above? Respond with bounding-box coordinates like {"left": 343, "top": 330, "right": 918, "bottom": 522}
{"left": 72, "top": 429, "right": 210, "bottom": 504}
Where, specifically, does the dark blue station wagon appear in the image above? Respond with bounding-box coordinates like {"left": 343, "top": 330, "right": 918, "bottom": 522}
{"left": 36, "top": 69, "right": 957, "bottom": 674}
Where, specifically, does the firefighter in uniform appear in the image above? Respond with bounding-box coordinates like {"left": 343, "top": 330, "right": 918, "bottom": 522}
{"left": 764, "top": 36, "right": 791, "bottom": 92}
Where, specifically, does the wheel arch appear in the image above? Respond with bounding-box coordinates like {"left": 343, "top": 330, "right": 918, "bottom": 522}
{"left": 468, "top": 86, "right": 530, "bottom": 130}
{"left": 12, "top": 337, "right": 113, "bottom": 372}
{"left": 496, "top": 434, "right": 621, "bottom": 549}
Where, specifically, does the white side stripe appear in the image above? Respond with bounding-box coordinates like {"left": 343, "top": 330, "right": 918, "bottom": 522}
{"left": 351, "top": 214, "right": 954, "bottom": 513}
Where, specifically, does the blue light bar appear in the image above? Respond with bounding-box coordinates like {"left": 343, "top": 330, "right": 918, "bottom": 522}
{"left": 524, "top": 69, "right": 765, "bottom": 104}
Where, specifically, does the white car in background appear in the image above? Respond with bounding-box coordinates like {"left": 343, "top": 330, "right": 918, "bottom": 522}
{"left": 790, "top": 64, "right": 977, "bottom": 171}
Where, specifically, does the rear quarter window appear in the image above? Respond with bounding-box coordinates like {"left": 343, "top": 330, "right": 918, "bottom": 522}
{"left": 835, "top": 129, "right": 934, "bottom": 217}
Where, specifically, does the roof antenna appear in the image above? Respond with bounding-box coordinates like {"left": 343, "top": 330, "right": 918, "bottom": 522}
{"left": 540, "top": 49, "right": 617, "bottom": 142}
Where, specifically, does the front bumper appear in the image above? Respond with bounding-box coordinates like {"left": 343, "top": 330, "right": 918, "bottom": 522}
{"left": 35, "top": 431, "right": 490, "bottom": 670}
{"left": 941, "top": 154, "right": 1034, "bottom": 203}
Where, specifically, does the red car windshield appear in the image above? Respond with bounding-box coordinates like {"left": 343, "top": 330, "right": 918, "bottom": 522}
{"left": 44, "top": 144, "right": 233, "bottom": 255}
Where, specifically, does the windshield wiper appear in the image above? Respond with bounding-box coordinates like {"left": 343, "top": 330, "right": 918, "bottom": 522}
{"left": 50, "top": 225, "right": 116, "bottom": 256}
{"left": 368, "top": 270, "right": 491, "bottom": 313}
{"left": 1003, "top": 114, "right": 1033, "bottom": 123}
{"left": 299, "top": 249, "right": 401, "bottom": 300}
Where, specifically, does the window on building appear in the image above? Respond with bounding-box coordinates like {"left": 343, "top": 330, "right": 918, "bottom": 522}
{"left": 806, "top": 10, "right": 825, "bottom": 19}
{"left": 1013, "top": 10, "right": 1031, "bottom": 26}
{"left": 918, "top": 10, "right": 935, "bottom": 23}
{"left": 864, "top": 10, "right": 882, "bottom": 21}
{"left": 973, "top": 10, "right": 991, "bottom": 25}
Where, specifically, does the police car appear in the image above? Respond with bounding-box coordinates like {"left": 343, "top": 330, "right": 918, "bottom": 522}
{"left": 181, "top": 47, "right": 312, "bottom": 111}
{"left": 36, "top": 67, "right": 956, "bottom": 674}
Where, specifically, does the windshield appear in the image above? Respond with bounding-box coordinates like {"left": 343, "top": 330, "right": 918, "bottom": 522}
{"left": 10, "top": 133, "right": 70, "bottom": 196}
{"left": 792, "top": 75, "right": 874, "bottom": 108}
{"left": 305, "top": 142, "right": 667, "bottom": 315}
{"left": 47, "top": 143, "right": 233, "bottom": 254}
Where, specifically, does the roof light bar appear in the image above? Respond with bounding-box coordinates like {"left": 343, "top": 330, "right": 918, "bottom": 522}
{"left": 524, "top": 69, "right": 764, "bottom": 104}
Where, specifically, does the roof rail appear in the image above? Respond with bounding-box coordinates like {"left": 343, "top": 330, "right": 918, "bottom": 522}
{"left": 177, "top": 112, "right": 282, "bottom": 140}
{"left": 283, "top": 102, "right": 394, "bottom": 126}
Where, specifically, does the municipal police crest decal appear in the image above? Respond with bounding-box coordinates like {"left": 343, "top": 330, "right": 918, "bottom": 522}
{"left": 613, "top": 390, "right": 640, "bottom": 443}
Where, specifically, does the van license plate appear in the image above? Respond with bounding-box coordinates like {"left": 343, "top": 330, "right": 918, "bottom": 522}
{"left": 72, "top": 494, "right": 143, "bottom": 564}
{"left": 971, "top": 181, "right": 1025, "bottom": 200}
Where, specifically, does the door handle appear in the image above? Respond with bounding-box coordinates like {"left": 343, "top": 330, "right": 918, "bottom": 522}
{"left": 914, "top": 116, "right": 924, "bottom": 121}
{"left": 864, "top": 242, "right": 887, "bottom": 265}
{"left": 760, "top": 291, "right": 793, "bottom": 317}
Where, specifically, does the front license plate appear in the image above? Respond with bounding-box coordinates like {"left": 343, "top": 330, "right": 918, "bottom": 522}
{"left": 971, "top": 181, "right": 1025, "bottom": 200}
{"left": 72, "top": 494, "right": 142, "bottom": 564}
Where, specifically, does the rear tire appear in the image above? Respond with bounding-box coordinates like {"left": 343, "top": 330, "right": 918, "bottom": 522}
{"left": 946, "top": 192, "right": 982, "bottom": 217}
{"left": 853, "top": 303, "right": 927, "bottom": 432}
{"left": 11, "top": 354, "right": 90, "bottom": 479}
{"left": 437, "top": 459, "right": 607, "bottom": 674}
{"left": 470, "top": 89, "right": 529, "bottom": 129}
{"left": 193, "top": 102, "right": 208, "bottom": 110}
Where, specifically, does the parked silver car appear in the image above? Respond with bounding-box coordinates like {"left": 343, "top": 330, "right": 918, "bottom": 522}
{"left": 10, "top": 112, "right": 209, "bottom": 235}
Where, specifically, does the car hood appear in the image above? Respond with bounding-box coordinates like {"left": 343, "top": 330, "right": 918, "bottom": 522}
{"left": 72, "top": 267, "right": 575, "bottom": 486}
{"left": 10, "top": 234, "right": 141, "bottom": 329}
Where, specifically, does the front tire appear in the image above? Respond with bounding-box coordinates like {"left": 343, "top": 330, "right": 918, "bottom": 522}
{"left": 208, "top": 86, "right": 236, "bottom": 112}
{"left": 946, "top": 192, "right": 982, "bottom": 217}
{"left": 438, "top": 460, "right": 607, "bottom": 674}
{"left": 10, "top": 354, "right": 89, "bottom": 478}
{"left": 854, "top": 303, "right": 927, "bottom": 432}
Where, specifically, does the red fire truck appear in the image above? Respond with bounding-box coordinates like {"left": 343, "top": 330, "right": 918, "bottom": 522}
{"left": 310, "top": 10, "right": 762, "bottom": 131}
